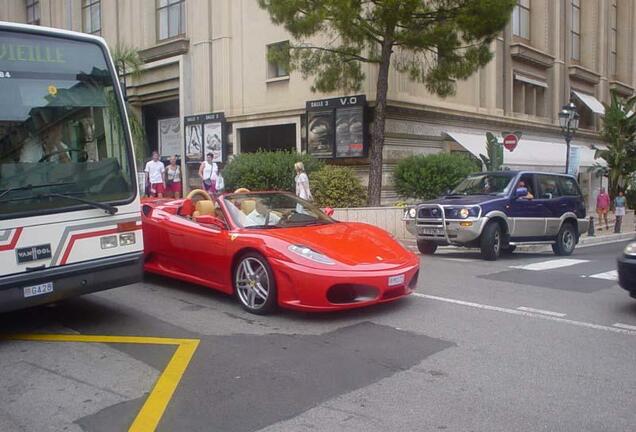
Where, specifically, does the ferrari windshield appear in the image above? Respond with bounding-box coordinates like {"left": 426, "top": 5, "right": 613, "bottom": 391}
{"left": 450, "top": 173, "right": 515, "bottom": 196}
{"left": 223, "top": 192, "right": 334, "bottom": 228}
{"left": 0, "top": 30, "right": 134, "bottom": 218}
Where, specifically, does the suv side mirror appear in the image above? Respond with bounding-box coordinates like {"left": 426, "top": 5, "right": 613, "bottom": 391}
{"left": 514, "top": 187, "right": 528, "bottom": 198}
{"left": 195, "top": 215, "right": 227, "bottom": 230}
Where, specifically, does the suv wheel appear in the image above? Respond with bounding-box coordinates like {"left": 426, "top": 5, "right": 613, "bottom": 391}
{"left": 417, "top": 239, "right": 438, "bottom": 255}
{"left": 480, "top": 222, "right": 502, "bottom": 261}
{"left": 552, "top": 223, "right": 577, "bottom": 256}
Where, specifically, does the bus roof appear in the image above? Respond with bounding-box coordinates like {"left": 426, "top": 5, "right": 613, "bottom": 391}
{"left": 0, "top": 20, "right": 107, "bottom": 46}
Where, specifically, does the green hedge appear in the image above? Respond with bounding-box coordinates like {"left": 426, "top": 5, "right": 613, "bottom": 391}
{"left": 310, "top": 165, "right": 367, "bottom": 208}
{"left": 393, "top": 153, "right": 480, "bottom": 200}
{"left": 223, "top": 151, "right": 322, "bottom": 192}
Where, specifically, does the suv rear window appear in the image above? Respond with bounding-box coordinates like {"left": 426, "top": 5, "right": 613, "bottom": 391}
{"left": 558, "top": 177, "right": 581, "bottom": 196}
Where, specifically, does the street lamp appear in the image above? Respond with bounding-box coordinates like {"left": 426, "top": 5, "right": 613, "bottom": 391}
{"left": 558, "top": 101, "right": 580, "bottom": 174}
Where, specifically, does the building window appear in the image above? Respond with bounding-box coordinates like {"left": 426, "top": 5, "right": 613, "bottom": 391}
{"left": 82, "top": 0, "right": 101, "bottom": 35}
{"left": 512, "top": 0, "right": 530, "bottom": 39}
{"left": 267, "top": 41, "right": 289, "bottom": 79}
{"left": 513, "top": 75, "right": 547, "bottom": 117}
{"left": 571, "top": 0, "right": 581, "bottom": 61}
{"left": 26, "top": 0, "right": 40, "bottom": 25}
{"left": 157, "top": 0, "right": 185, "bottom": 41}
{"left": 609, "top": 1, "right": 617, "bottom": 76}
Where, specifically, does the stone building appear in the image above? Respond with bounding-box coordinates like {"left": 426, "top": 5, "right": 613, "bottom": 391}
{"left": 2, "top": 0, "right": 635, "bottom": 206}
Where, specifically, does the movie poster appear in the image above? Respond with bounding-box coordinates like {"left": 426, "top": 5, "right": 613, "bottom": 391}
{"left": 335, "top": 107, "right": 364, "bottom": 157}
{"left": 307, "top": 111, "right": 333, "bottom": 158}
{"left": 185, "top": 123, "right": 202, "bottom": 162}
{"left": 204, "top": 122, "right": 223, "bottom": 163}
{"left": 158, "top": 117, "right": 181, "bottom": 157}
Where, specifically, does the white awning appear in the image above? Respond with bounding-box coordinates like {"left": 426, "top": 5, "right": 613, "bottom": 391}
{"left": 572, "top": 90, "right": 605, "bottom": 115}
{"left": 445, "top": 131, "right": 605, "bottom": 168}
{"left": 514, "top": 73, "right": 548, "bottom": 88}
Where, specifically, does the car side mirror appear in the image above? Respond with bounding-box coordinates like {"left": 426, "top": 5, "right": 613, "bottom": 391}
{"left": 514, "top": 187, "right": 528, "bottom": 199}
{"left": 195, "top": 215, "right": 227, "bottom": 230}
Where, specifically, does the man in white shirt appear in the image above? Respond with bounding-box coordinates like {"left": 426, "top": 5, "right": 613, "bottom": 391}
{"left": 144, "top": 151, "right": 166, "bottom": 198}
{"left": 246, "top": 199, "right": 281, "bottom": 226}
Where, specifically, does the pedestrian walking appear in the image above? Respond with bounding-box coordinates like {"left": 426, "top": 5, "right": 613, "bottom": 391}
{"left": 144, "top": 151, "right": 166, "bottom": 198}
{"left": 199, "top": 153, "right": 218, "bottom": 194}
{"left": 596, "top": 187, "right": 610, "bottom": 230}
{"left": 214, "top": 163, "right": 225, "bottom": 196}
{"left": 165, "top": 155, "right": 182, "bottom": 199}
{"left": 614, "top": 190, "right": 626, "bottom": 233}
{"left": 294, "top": 161, "right": 312, "bottom": 201}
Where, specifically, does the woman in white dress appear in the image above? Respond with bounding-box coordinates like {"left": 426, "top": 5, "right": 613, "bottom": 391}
{"left": 198, "top": 152, "right": 218, "bottom": 194}
{"left": 294, "top": 162, "right": 313, "bottom": 214}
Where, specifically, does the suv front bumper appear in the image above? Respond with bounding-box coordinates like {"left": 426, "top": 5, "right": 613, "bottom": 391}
{"left": 405, "top": 217, "right": 485, "bottom": 245}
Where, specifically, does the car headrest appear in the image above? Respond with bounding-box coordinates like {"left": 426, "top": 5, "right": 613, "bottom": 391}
{"left": 194, "top": 200, "right": 215, "bottom": 217}
{"left": 241, "top": 200, "right": 256, "bottom": 215}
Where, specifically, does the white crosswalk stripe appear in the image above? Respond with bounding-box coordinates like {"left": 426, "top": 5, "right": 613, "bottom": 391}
{"left": 585, "top": 270, "right": 618, "bottom": 281}
{"left": 510, "top": 259, "right": 589, "bottom": 271}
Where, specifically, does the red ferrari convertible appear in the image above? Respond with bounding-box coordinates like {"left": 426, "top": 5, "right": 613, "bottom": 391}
{"left": 142, "top": 189, "right": 419, "bottom": 314}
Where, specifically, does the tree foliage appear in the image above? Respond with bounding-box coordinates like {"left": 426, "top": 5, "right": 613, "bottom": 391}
{"left": 310, "top": 165, "right": 367, "bottom": 207}
{"left": 223, "top": 150, "right": 322, "bottom": 192}
{"left": 593, "top": 91, "right": 636, "bottom": 199}
{"left": 259, "top": 0, "right": 515, "bottom": 205}
{"left": 393, "top": 153, "right": 480, "bottom": 200}
{"left": 479, "top": 132, "right": 503, "bottom": 171}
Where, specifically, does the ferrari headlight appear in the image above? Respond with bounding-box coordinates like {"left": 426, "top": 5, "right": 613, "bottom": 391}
{"left": 288, "top": 245, "right": 335, "bottom": 265}
{"left": 624, "top": 242, "right": 636, "bottom": 256}
{"left": 459, "top": 208, "right": 470, "bottom": 219}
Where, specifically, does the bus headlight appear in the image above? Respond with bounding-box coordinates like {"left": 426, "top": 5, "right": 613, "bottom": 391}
{"left": 119, "top": 232, "right": 136, "bottom": 246}
{"left": 100, "top": 235, "right": 118, "bottom": 249}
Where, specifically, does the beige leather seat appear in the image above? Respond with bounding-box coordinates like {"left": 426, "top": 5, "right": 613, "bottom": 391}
{"left": 193, "top": 200, "right": 215, "bottom": 219}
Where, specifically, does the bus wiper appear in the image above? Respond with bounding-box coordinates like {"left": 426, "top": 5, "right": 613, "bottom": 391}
{"left": 36, "top": 192, "right": 118, "bottom": 215}
{"left": 0, "top": 182, "right": 75, "bottom": 201}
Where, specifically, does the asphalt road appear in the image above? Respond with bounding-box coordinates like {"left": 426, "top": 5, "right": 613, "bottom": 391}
{"left": 1, "top": 241, "right": 635, "bottom": 432}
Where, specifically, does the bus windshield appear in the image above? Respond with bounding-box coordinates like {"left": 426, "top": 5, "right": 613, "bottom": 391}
{"left": 0, "top": 30, "right": 134, "bottom": 219}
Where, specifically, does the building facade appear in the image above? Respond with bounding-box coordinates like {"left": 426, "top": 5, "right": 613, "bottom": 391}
{"left": 2, "top": 0, "right": 636, "bottom": 207}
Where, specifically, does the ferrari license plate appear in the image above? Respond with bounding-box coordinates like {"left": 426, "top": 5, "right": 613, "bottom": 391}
{"left": 418, "top": 226, "right": 444, "bottom": 236}
{"left": 388, "top": 274, "right": 405, "bottom": 287}
{"left": 23, "top": 282, "right": 53, "bottom": 298}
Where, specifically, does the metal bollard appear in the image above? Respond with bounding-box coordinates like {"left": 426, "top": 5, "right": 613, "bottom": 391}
{"left": 587, "top": 216, "right": 595, "bottom": 236}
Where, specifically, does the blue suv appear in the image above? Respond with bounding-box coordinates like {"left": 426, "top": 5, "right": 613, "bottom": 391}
{"left": 403, "top": 171, "right": 589, "bottom": 260}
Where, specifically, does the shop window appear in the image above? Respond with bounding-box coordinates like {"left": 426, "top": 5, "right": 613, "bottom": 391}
{"left": 26, "top": 0, "right": 40, "bottom": 25}
{"left": 512, "top": 0, "right": 530, "bottom": 39}
{"left": 82, "top": 0, "right": 101, "bottom": 35}
{"left": 571, "top": 0, "right": 581, "bottom": 61}
{"left": 267, "top": 41, "right": 289, "bottom": 79}
{"left": 609, "top": 1, "right": 617, "bottom": 77}
{"left": 157, "top": 0, "right": 185, "bottom": 41}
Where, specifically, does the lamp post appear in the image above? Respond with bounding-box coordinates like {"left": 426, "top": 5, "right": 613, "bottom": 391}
{"left": 558, "top": 101, "right": 580, "bottom": 174}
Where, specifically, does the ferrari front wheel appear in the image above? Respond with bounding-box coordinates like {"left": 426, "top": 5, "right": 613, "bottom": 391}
{"left": 234, "top": 252, "right": 277, "bottom": 314}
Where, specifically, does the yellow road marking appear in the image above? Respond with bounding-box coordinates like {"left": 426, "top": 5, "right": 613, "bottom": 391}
{"left": 2, "top": 333, "right": 200, "bottom": 432}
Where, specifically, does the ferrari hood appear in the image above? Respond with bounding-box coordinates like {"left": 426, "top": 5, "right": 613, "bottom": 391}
{"left": 264, "top": 222, "right": 413, "bottom": 267}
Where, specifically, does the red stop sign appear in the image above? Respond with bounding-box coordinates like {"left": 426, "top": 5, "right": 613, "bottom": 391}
{"left": 503, "top": 134, "right": 518, "bottom": 152}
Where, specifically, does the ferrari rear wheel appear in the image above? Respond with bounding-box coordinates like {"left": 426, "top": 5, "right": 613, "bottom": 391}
{"left": 234, "top": 253, "right": 277, "bottom": 314}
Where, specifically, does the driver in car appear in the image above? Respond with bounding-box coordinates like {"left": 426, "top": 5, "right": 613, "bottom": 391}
{"left": 246, "top": 199, "right": 281, "bottom": 226}
{"left": 19, "top": 122, "right": 70, "bottom": 163}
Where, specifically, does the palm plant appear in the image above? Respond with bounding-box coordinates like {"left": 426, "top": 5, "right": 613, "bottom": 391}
{"left": 590, "top": 91, "right": 636, "bottom": 200}
{"left": 110, "top": 44, "right": 146, "bottom": 167}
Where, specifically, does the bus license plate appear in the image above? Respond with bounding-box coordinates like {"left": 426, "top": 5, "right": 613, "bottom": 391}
{"left": 388, "top": 274, "right": 405, "bottom": 286}
{"left": 23, "top": 282, "right": 53, "bottom": 298}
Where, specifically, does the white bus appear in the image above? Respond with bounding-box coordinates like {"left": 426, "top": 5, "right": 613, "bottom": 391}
{"left": 0, "top": 22, "right": 143, "bottom": 312}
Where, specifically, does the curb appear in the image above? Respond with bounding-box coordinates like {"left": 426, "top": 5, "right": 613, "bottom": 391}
{"left": 401, "top": 231, "right": 634, "bottom": 254}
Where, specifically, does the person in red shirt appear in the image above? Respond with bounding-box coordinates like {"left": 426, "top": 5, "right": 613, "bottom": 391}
{"left": 596, "top": 187, "right": 610, "bottom": 230}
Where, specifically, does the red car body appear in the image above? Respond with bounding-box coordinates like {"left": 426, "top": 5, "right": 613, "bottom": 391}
{"left": 141, "top": 192, "right": 419, "bottom": 312}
